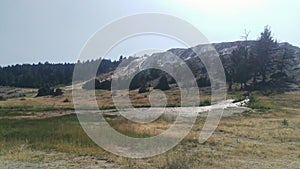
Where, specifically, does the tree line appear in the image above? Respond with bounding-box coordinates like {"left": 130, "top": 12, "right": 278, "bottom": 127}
{"left": 0, "top": 62, "right": 74, "bottom": 88}
{"left": 0, "top": 59, "right": 120, "bottom": 88}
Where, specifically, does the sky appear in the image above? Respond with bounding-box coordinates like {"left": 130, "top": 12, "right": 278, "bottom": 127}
{"left": 0, "top": 0, "right": 299, "bottom": 66}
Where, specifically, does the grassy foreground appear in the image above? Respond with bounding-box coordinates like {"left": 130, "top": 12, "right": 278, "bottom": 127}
{"left": 0, "top": 89, "right": 299, "bottom": 168}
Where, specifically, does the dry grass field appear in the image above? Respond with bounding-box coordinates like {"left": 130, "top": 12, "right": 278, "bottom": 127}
{"left": 0, "top": 87, "right": 299, "bottom": 168}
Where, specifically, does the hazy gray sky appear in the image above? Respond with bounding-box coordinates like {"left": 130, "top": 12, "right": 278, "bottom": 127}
{"left": 1, "top": 0, "right": 299, "bottom": 66}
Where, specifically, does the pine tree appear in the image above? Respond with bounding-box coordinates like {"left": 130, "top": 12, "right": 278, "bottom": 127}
{"left": 154, "top": 76, "right": 170, "bottom": 91}
{"left": 252, "top": 26, "right": 278, "bottom": 84}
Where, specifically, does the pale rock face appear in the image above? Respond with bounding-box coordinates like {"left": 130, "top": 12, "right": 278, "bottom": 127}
{"left": 107, "top": 41, "right": 300, "bottom": 90}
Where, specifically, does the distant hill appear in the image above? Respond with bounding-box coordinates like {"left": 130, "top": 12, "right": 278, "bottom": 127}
{"left": 106, "top": 41, "right": 300, "bottom": 90}
{"left": 1, "top": 41, "right": 299, "bottom": 89}
{"left": 169, "top": 41, "right": 300, "bottom": 74}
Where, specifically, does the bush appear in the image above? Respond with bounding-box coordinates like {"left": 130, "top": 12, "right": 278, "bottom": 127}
{"left": 36, "top": 86, "right": 54, "bottom": 97}
{"left": 53, "top": 88, "right": 63, "bottom": 96}
{"left": 63, "top": 98, "right": 70, "bottom": 103}
{"left": 282, "top": 119, "right": 289, "bottom": 126}
{"left": 36, "top": 87, "right": 63, "bottom": 97}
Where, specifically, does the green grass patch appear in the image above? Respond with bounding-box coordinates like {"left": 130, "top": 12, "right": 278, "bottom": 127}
{"left": 0, "top": 115, "right": 103, "bottom": 155}
{"left": 248, "top": 95, "right": 277, "bottom": 110}
{"left": 200, "top": 99, "right": 211, "bottom": 106}
{"left": 0, "top": 114, "right": 153, "bottom": 157}
{"left": 0, "top": 106, "right": 74, "bottom": 116}
{"left": 227, "top": 91, "right": 248, "bottom": 102}
{"left": 106, "top": 117, "right": 152, "bottom": 138}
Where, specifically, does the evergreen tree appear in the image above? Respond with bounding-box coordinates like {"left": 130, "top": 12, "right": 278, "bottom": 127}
{"left": 252, "top": 26, "right": 278, "bottom": 84}
{"left": 154, "top": 76, "right": 170, "bottom": 91}
{"left": 231, "top": 46, "right": 252, "bottom": 90}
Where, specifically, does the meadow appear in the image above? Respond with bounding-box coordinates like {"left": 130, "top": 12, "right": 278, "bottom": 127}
{"left": 0, "top": 88, "right": 299, "bottom": 168}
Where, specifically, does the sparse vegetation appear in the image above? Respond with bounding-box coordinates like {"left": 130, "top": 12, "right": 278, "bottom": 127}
{"left": 0, "top": 89, "right": 299, "bottom": 168}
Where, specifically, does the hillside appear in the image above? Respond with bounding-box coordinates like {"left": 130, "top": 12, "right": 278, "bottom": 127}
{"left": 1, "top": 41, "right": 300, "bottom": 89}
{"left": 95, "top": 40, "right": 300, "bottom": 91}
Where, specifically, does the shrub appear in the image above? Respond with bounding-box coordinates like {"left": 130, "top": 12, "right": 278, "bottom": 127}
{"left": 36, "top": 86, "right": 54, "bottom": 97}
{"left": 36, "top": 86, "right": 63, "bottom": 97}
{"left": 63, "top": 98, "right": 70, "bottom": 103}
{"left": 53, "top": 88, "right": 63, "bottom": 96}
{"left": 282, "top": 119, "right": 289, "bottom": 126}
